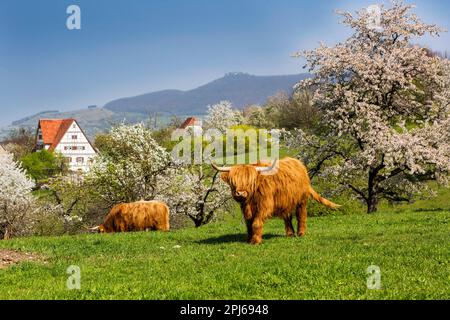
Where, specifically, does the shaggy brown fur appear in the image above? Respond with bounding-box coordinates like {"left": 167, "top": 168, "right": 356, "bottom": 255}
{"left": 99, "top": 200, "right": 170, "bottom": 233}
{"left": 217, "top": 157, "right": 339, "bottom": 244}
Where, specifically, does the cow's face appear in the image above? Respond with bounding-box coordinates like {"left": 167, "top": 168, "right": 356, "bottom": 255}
{"left": 221, "top": 165, "right": 258, "bottom": 202}
{"left": 98, "top": 224, "right": 106, "bottom": 233}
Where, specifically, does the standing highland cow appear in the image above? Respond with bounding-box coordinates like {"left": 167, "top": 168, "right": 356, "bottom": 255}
{"left": 213, "top": 157, "right": 339, "bottom": 244}
{"left": 92, "top": 200, "right": 170, "bottom": 233}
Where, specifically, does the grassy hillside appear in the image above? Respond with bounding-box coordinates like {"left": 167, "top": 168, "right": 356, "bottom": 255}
{"left": 0, "top": 188, "right": 449, "bottom": 300}
{"left": 0, "top": 108, "right": 149, "bottom": 140}
{"left": 0, "top": 107, "right": 193, "bottom": 141}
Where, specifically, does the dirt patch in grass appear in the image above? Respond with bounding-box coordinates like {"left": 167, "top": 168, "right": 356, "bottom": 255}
{"left": 0, "top": 249, "right": 41, "bottom": 269}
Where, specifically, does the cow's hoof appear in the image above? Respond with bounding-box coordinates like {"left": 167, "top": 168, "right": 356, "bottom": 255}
{"left": 297, "top": 232, "right": 306, "bottom": 237}
{"left": 286, "top": 233, "right": 295, "bottom": 238}
{"left": 249, "top": 238, "right": 262, "bottom": 245}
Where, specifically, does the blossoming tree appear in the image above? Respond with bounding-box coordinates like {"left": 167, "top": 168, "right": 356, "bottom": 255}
{"left": 156, "top": 167, "right": 231, "bottom": 227}
{"left": 204, "top": 101, "right": 244, "bottom": 134}
{"left": 87, "top": 124, "right": 230, "bottom": 226}
{"left": 289, "top": 1, "right": 450, "bottom": 213}
{"left": 87, "top": 124, "right": 172, "bottom": 204}
{"left": 0, "top": 153, "right": 35, "bottom": 239}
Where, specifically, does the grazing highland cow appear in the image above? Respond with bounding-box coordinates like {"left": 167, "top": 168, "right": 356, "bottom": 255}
{"left": 91, "top": 200, "right": 170, "bottom": 233}
{"left": 212, "top": 157, "right": 339, "bottom": 244}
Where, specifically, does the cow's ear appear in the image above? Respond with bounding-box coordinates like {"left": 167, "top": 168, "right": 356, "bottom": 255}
{"left": 220, "top": 172, "right": 230, "bottom": 184}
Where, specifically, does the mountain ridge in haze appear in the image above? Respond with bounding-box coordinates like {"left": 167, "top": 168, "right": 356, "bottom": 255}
{"left": 2, "top": 72, "right": 310, "bottom": 139}
{"left": 104, "top": 72, "right": 310, "bottom": 114}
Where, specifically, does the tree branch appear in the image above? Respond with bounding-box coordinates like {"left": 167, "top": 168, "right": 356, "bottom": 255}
{"left": 348, "top": 184, "right": 368, "bottom": 202}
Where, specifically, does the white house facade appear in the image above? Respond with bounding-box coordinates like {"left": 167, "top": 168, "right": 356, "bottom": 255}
{"left": 34, "top": 119, "right": 97, "bottom": 172}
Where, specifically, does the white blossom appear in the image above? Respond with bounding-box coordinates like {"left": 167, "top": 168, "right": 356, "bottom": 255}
{"left": 86, "top": 123, "right": 172, "bottom": 204}
{"left": 0, "top": 153, "right": 35, "bottom": 239}
{"left": 87, "top": 123, "right": 230, "bottom": 226}
{"left": 290, "top": 1, "right": 450, "bottom": 212}
{"left": 155, "top": 167, "right": 231, "bottom": 227}
{"left": 204, "top": 101, "right": 244, "bottom": 134}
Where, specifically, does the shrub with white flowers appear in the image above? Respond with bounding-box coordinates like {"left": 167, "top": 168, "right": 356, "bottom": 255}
{"left": 87, "top": 123, "right": 230, "bottom": 226}
{"left": 86, "top": 124, "right": 172, "bottom": 205}
{"left": 204, "top": 101, "right": 244, "bottom": 134}
{"left": 289, "top": 1, "right": 450, "bottom": 213}
{"left": 0, "top": 153, "right": 35, "bottom": 239}
{"left": 156, "top": 167, "right": 231, "bottom": 227}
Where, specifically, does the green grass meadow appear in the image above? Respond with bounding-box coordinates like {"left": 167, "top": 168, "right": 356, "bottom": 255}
{"left": 0, "top": 188, "right": 449, "bottom": 300}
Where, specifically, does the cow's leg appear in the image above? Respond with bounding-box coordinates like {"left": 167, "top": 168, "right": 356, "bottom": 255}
{"left": 284, "top": 215, "right": 295, "bottom": 237}
{"left": 249, "top": 218, "right": 264, "bottom": 245}
{"left": 242, "top": 203, "right": 255, "bottom": 242}
{"left": 245, "top": 218, "right": 254, "bottom": 242}
{"left": 296, "top": 201, "right": 308, "bottom": 237}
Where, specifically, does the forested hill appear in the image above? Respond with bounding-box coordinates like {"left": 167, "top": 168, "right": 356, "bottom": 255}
{"left": 103, "top": 72, "right": 310, "bottom": 114}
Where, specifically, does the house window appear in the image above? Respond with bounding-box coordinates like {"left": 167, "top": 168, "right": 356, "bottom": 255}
{"left": 76, "top": 157, "right": 84, "bottom": 164}
{"left": 81, "top": 146, "right": 85, "bottom": 150}
{"left": 72, "top": 146, "right": 78, "bottom": 151}
{"left": 38, "top": 134, "right": 43, "bottom": 140}
{"left": 64, "top": 157, "right": 72, "bottom": 164}
{"left": 72, "top": 135, "right": 78, "bottom": 140}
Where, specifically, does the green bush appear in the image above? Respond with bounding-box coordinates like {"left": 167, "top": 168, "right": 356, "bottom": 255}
{"left": 21, "top": 150, "right": 66, "bottom": 182}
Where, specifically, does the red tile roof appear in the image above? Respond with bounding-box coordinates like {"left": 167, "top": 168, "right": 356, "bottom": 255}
{"left": 37, "top": 119, "right": 75, "bottom": 151}
{"left": 180, "top": 117, "right": 201, "bottom": 129}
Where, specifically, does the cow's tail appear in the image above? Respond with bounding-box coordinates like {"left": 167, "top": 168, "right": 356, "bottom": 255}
{"left": 309, "top": 187, "right": 341, "bottom": 209}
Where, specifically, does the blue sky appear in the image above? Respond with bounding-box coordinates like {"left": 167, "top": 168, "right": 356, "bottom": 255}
{"left": 0, "top": 0, "right": 449, "bottom": 126}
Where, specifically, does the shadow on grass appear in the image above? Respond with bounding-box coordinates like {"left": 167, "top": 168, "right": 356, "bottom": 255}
{"left": 197, "top": 233, "right": 284, "bottom": 245}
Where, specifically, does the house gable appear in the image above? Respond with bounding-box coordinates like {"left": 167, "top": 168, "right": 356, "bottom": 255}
{"left": 180, "top": 117, "right": 202, "bottom": 129}
{"left": 35, "top": 119, "right": 97, "bottom": 172}
{"left": 36, "top": 119, "right": 75, "bottom": 151}
{"left": 53, "top": 121, "right": 96, "bottom": 154}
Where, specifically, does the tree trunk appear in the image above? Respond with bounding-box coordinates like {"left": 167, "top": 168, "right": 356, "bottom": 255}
{"left": 367, "top": 195, "right": 378, "bottom": 214}
{"left": 367, "top": 169, "right": 380, "bottom": 214}
{"left": 192, "top": 203, "right": 205, "bottom": 228}
{"left": 193, "top": 219, "right": 203, "bottom": 228}
{"left": 192, "top": 213, "right": 214, "bottom": 228}
{"left": 3, "top": 227, "right": 11, "bottom": 240}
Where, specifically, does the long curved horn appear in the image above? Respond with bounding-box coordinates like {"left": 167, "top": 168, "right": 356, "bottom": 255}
{"left": 255, "top": 159, "right": 278, "bottom": 173}
{"left": 89, "top": 226, "right": 100, "bottom": 231}
{"left": 211, "top": 162, "right": 232, "bottom": 172}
